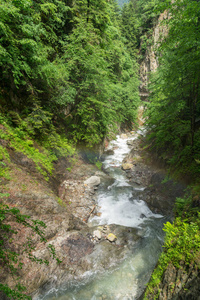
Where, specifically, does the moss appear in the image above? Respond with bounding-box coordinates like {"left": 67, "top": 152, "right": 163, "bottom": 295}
{"left": 0, "top": 114, "right": 75, "bottom": 181}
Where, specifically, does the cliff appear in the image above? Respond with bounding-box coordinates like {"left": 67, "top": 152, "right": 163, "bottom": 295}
{"left": 139, "top": 8, "right": 200, "bottom": 300}
{"left": 139, "top": 10, "right": 169, "bottom": 101}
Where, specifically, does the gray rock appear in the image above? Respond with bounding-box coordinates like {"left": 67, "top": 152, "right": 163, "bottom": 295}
{"left": 104, "top": 149, "right": 114, "bottom": 155}
{"left": 126, "top": 140, "right": 135, "bottom": 146}
{"left": 84, "top": 176, "right": 101, "bottom": 187}
{"left": 93, "top": 230, "right": 102, "bottom": 240}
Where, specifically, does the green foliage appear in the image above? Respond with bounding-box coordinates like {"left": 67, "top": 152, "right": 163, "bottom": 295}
{"left": 0, "top": 147, "right": 10, "bottom": 181}
{"left": 145, "top": 211, "right": 200, "bottom": 299}
{"left": 163, "top": 219, "right": 200, "bottom": 265}
{"left": 0, "top": 113, "right": 74, "bottom": 180}
{"left": 0, "top": 0, "right": 139, "bottom": 147}
{"left": 121, "top": 0, "right": 160, "bottom": 59}
{"left": 145, "top": 0, "right": 200, "bottom": 181}
{"left": 57, "top": 197, "right": 66, "bottom": 208}
{"left": 95, "top": 160, "right": 102, "bottom": 171}
{"left": 0, "top": 193, "right": 61, "bottom": 299}
{"left": 0, "top": 2, "right": 140, "bottom": 295}
{"left": 58, "top": 5, "right": 140, "bottom": 146}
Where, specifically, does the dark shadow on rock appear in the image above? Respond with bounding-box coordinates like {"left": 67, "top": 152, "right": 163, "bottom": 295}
{"left": 141, "top": 172, "right": 186, "bottom": 216}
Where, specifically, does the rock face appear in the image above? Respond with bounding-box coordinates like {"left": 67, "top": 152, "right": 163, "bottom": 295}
{"left": 146, "top": 253, "right": 200, "bottom": 300}
{"left": 139, "top": 11, "right": 169, "bottom": 100}
{"left": 141, "top": 172, "right": 185, "bottom": 216}
{"left": 0, "top": 143, "right": 143, "bottom": 300}
{"left": 121, "top": 132, "right": 186, "bottom": 217}
{"left": 58, "top": 178, "right": 97, "bottom": 222}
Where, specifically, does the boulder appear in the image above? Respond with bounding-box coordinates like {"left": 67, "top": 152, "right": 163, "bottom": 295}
{"left": 106, "top": 233, "right": 117, "bottom": 242}
{"left": 104, "top": 149, "right": 114, "bottom": 155}
{"left": 93, "top": 230, "right": 102, "bottom": 240}
{"left": 122, "top": 163, "right": 134, "bottom": 170}
{"left": 84, "top": 176, "right": 101, "bottom": 187}
{"left": 126, "top": 140, "right": 135, "bottom": 146}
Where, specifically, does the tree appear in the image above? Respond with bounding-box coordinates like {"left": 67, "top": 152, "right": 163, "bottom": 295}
{"left": 121, "top": 1, "right": 140, "bottom": 58}
{"left": 55, "top": 0, "right": 140, "bottom": 146}
{"left": 146, "top": 0, "right": 200, "bottom": 179}
{"left": 0, "top": 0, "right": 140, "bottom": 147}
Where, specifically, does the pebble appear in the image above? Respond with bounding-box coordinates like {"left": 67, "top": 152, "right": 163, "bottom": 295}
{"left": 93, "top": 230, "right": 102, "bottom": 240}
{"left": 106, "top": 233, "right": 117, "bottom": 242}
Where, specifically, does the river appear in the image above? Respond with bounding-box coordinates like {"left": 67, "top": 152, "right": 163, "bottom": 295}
{"left": 39, "top": 130, "right": 167, "bottom": 300}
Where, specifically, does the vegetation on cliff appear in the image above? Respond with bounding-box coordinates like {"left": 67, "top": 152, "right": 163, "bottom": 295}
{"left": 145, "top": 0, "right": 200, "bottom": 182}
{"left": 144, "top": 193, "right": 200, "bottom": 299}
{"left": 121, "top": 0, "right": 160, "bottom": 59}
{"left": 1, "top": 0, "right": 199, "bottom": 298}
{"left": 121, "top": 0, "right": 200, "bottom": 298}
{"left": 0, "top": 0, "right": 140, "bottom": 298}
{"left": 0, "top": 0, "right": 139, "bottom": 148}
{"left": 142, "top": 0, "right": 200, "bottom": 298}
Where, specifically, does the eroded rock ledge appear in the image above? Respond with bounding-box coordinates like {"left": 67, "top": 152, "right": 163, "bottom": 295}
{"left": 0, "top": 143, "right": 143, "bottom": 299}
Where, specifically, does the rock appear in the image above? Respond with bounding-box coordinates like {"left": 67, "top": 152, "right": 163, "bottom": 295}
{"left": 127, "top": 140, "right": 135, "bottom": 146}
{"left": 104, "top": 149, "right": 114, "bottom": 155}
{"left": 142, "top": 172, "right": 186, "bottom": 216}
{"left": 97, "top": 226, "right": 104, "bottom": 232}
{"left": 122, "top": 163, "right": 134, "bottom": 170}
{"left": 132, "top": 180, "right": 141, "bottom": 185}
{"left": 145, "top": 254, "right": 200, "bottom": 300}
{"left": 126, "top": 172, "right": 132, "bottom": 179}
{"left": 121, "top": 133, "right": 128, "bottom": 139}
{"left": 106, "top": 233, "right": 117, "bottom": 242}
{"left": 84, "top": 176, "right": 101, "bottom": 187}
{"left": 93, "top": 230, "right": 102, "bottom": 240}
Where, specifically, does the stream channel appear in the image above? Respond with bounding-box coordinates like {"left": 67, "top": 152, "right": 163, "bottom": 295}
{"left": 39, "top": 130, "right": 168, "bottom": 300}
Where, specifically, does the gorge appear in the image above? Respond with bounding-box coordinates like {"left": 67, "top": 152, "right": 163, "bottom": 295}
{"left": 0, "top": 0, "right": 200, "bottom": 299}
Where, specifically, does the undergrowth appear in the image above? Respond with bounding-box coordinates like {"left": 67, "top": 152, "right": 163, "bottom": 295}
{"left": 0, "top": 114, "right": 75, "bottom": 181}
{"left": 144, "top": 192, "right": 200, "bottom": 299}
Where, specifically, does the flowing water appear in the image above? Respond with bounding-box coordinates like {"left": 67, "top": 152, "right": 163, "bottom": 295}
{"left": 39, "top": 131, "right": 167, "bottom": 300}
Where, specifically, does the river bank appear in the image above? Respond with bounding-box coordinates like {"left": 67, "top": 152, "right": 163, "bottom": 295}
{"left": 0, "top": 128, "right": 186, "bottom": 300}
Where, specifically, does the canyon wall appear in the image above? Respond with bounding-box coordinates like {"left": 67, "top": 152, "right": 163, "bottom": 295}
{"left": 139, "top": 10, "right": 168, "bottom": 101}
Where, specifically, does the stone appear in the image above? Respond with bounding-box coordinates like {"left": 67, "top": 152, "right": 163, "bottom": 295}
{"left": 84, "top": 176, "right": 101, "bottom": 187}
{"left": 121, "top": 133, "right": 128, "bottom": 139}
{"left": 97, "top": 226, "right": 104, "bottom": 232}
{"left": 106, "top": 233, "right": 117, "bottom": 242}
{"left": 93, "top": 230, "right": 102, "bottom": 240}
{"left": 127, "top": 140, "right": 135, "bottom": 146}
{"left": 122, "top": 163, "right": 134, "bottom": 170}
{"left": 104, "top": 149, "right": 114, "bottom": 155}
